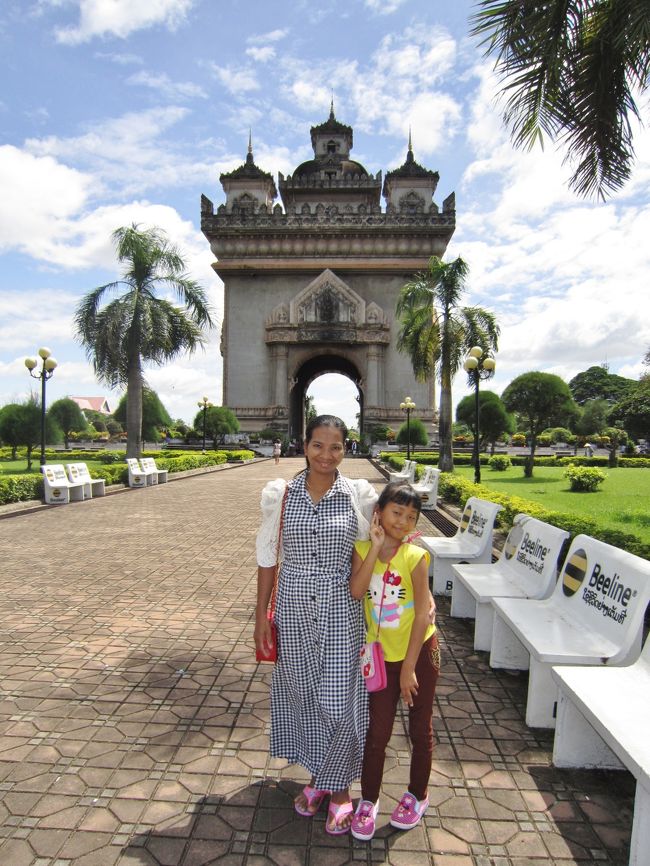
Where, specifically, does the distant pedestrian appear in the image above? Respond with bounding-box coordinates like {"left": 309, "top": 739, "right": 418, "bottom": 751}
{"left": 272, "top": 439, "right": 281, "bottom": 465}
{"left": 584, "top": 442, "right": 594, "bottom": 458}
{"left": 351, "top": 440, "right": 358, "bottom": 456}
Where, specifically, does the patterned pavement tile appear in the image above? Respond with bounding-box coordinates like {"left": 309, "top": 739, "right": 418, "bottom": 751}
{"left": 0, "top": 458, "right": 637, "bottom": 865}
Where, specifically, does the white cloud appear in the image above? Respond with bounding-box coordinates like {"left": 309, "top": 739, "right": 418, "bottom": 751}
{"left": 126, "top": 70, "right": 207, "bottom": 100}
{"left": 54, "top": 0, "right": 194, "bottom": 45}
{"left": 0, "top": 145, "right": 91, "bottom": 256}
{"left": 246, "top": 45, "right": 275, "bottom": 63}
{"left": 364, "top": 0, "right": 409, "bottom": 14}
{"left": 210, "top": 63, "right": 260, "bottom": 95}
{"left": 247, "top": 28, "right": 288, "bottom": 45}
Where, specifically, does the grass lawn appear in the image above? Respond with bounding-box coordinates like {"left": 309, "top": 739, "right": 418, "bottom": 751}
{"left": 0, "top": 458, "right": 107, "bottom": 476}
{"left": 453, "top": 464, "right": 650, "bottom": 545}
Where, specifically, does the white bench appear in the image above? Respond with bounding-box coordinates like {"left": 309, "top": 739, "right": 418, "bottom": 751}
{"left": 126, "top": 458, "right": 150, "bottom": 488}
{"left": 489, "top": 534, "right": 650, "bottom": 728}
{"left": 421, "top": 497, "right": 503, "bottom": 596}
{"left": 66, "top": 462, "right": 106, "bottom": 498}
{"left": 140, "top": 457, "right": 168, "bottom": 483}
{"left": 388, "top": 459, "right": 416, "bottom": 484}
{"left": 412, "top": 466, "right": 440, "bottom": 507}
{"left": 551, "top": 633, "right": 650, "bottom": 866}
{"left": 41, "top": 464, "right": 86, "bottom": 504}
{"left": 451, "top": 515, "right": 570, "bottom": 651}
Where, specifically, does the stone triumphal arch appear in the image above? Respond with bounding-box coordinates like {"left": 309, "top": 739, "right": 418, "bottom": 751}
{"left": 201, "top": 109, "right": 455, "bottom": 440}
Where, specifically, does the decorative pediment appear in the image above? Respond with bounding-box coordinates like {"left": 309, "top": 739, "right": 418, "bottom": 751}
{"left": 290, "top": 270, "right": 366, "bottom": 325}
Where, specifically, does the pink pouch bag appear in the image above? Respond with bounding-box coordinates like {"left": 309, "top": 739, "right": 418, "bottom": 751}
{"left": 360, "top": 640, "right": 387, "bottom": 692}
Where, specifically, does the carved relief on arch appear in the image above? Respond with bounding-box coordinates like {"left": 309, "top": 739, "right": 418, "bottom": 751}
{"left": 290, "top": 269, "right": 366, "bottom": 325}
{"left": 266, "top": 303, "right": 289, "bottom": 325}
{"left": 399, "top": 191, "right": 426, "bottom": 213}
{"left": 366, "top": 301, "right": 387, "bottom": 325}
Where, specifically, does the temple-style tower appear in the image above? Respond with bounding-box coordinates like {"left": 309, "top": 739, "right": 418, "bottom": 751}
{"left": 201, "top": 109, "right": 455, "bottom": 439}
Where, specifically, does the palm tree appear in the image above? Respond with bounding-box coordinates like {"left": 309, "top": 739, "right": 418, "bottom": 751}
{"left": 75, "top": 224, "right": 214, "bottom": 458}
{"left": 396, "top": 255, "right": 499, "bottom": 473}
{"left": 471, "top": 0, "right": 650, "bottom": 200}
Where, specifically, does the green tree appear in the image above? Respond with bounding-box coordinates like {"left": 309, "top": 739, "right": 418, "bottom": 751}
{"left": 192, "top": 405, "right": 239, "bottom": 448}
{"left": 575, "top": 398, "right": 610, "bottom": 436}
{"left": 601, "top": 425, "right": 628, "bottom": 467}
{"left": 48, "top": 398, "right": 88, "bottom": 449}
{"left": 455, "top": 390, "right": 515, "bottom": 454}
{"left": 75, "top": 224, "right": 213, "bottom": 458}
{"left": 502, "top": 372, "right": 578, "bottom": 476}
{"left": 396, "top": 255, "right": 499, "bottom": 472}
{"left": 114, "top": 387, "right": 172, "bottom": 443}
{"left": 471, "top": 0, "right": 650, "bottom": 200}
{"left": 396, "top": 417, "right": 428, "bottom": 449}
{"left": 569, "top": 365, "right": 636, "bottom": 404}
{"left": 304, "top": 394, "right": 318, "bottom": 425}
{"left": 608, "top": 379, "right": 650, "bottom": 441}
{"left": 0, "top": 401, "right": 52, "bottom": 469}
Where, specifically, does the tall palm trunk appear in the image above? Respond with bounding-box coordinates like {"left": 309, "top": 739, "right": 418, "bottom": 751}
{"left": 438, "top": 379, "right": 454, "bottom": 473}
{"left": 126, "top": 355, "right": 144, "bottom": 458}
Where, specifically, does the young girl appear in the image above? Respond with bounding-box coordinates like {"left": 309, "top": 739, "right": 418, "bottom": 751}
{"left": 349, "top": 481, "right": 440, "bottom": 841}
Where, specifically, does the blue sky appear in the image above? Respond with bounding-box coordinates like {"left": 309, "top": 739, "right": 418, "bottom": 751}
{"left": 2, "top": 0, "right": 649, "bottom": 430}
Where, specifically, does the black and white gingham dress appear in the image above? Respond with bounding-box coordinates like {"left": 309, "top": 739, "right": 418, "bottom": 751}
{"left": 270, "top": 472, "right": 369, "bottom": 791}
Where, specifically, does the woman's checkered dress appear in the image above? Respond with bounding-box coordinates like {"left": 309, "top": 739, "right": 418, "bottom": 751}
{"left": 270, "top": 472, "right": 369, "bottom": 791}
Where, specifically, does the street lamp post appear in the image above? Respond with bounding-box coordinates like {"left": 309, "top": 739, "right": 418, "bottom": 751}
{"left": 197, "top": 396, "right": 212, "bottom": 452}
{"left": 24, "top": 347, "right": 58, "bottom": 467}
{"left": 463, "top": 347, "right": 496, "bottom": 485}
{"left": 400, "top": 396, "right": 416, "bottom": 461}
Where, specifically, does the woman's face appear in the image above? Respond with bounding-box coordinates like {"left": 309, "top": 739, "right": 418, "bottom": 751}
{"left": 305, "top": 425, "right": 345, "bottom": 476}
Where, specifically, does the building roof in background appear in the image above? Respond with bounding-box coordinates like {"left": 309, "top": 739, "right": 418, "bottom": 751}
{"left": 70, "top": 397, "right": 111, "bottom": 414}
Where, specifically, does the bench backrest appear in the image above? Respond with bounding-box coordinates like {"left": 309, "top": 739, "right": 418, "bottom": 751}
{"left": 126, "top": 458, "right": 142, "bottom": 472}
{"left": 454, "top": 497, "right": 503, "bottom": 553}
{"left": 42, "top": 464, "right": 69, "bottom": 486}
{"left": 551, "top": 534, "right": 650, "bottom": 662}
{"left": 418, "top": 466, "right": 439, "bottom": 487}
{"left": 498, "top": 515, "right": 570, "bottom": 597}
{"left": 67, "top": 462, "right": 92, "bottom": 482}
{"left": 140, "top": 457, "right": 157, "bottom": 471}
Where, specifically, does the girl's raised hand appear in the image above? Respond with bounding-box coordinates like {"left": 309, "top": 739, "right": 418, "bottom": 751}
{"left": 369, "top": 511, "right": 385, "bottom": 548}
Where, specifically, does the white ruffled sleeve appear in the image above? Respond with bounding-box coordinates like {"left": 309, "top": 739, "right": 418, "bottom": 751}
{"left": 347, "top": 478, "right": 378, "bottom": 540}
{"left": 255, "top": 478, "right": 287, "bottom": 567}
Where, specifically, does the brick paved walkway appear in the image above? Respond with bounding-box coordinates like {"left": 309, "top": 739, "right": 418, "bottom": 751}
{"left": 0, "top": 459, "right": 635, "bottom": 865}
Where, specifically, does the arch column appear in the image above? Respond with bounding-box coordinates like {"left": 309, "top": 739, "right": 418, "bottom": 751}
{"left": 273, "top": 344, "right": 289, "bottom": 407}
{"left": 365, "top": 343, "right": 384, "bottom": 408}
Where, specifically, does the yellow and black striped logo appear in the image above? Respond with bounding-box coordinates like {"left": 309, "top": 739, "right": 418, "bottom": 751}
{"left": 460, "top": 505, "right": 471, "bottom": 533}
{"left": 562, "top": 548, "right": 588, "bottom": 597}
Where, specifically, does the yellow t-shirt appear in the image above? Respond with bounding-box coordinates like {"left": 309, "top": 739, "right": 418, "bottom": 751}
{"left": 354, "top": 540, "right": 435, "bottom": 662}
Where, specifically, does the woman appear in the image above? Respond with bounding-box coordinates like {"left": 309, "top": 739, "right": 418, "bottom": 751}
{"left": 254, "top": 415, "right": 377, "bottom": 834}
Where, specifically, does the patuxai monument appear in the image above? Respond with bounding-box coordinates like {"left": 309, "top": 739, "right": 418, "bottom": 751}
{"left": 201, "top": 106, "right": 456, "bottom": 441}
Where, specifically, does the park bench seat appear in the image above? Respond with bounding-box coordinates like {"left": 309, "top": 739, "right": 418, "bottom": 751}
{"left": 489, "top": 534, "right": 650, "bottom": 728}
{"left": 66, "top": 462, "right": 105, "bottom": 498}
{"left": 126, "top": 458, "right": 150, "bottom": 488}
{"left": 140, "top": 457, "right": 168, "bottom": 483}
{"left": 412, "top": 466, "right": 440, "bottom": 507}
{"left": 551, "top": 632, "right": 650, "bottom": 866}
{"left": 450, "top": 515, "right": 569, "bottom": 651}
{"left": 420, "top": 497, "right": 503, "bottom": 596}
{"left": 388, "top": 459, "right": 416, "bottom": 484}
{"left": 41, "top": 464, "right": 85, "bottom": 504}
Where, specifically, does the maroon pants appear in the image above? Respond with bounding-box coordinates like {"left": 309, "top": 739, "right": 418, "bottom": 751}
{"left": 361, "top": 634, "right": 440, "bottom": 803}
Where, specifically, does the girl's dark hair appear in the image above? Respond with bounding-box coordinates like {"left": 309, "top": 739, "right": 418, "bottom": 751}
{"left": 302, "top": 415, "right": 347, "bottom": 473}
{"left": 378, "top": 480, "right": 422, "bottom": 517}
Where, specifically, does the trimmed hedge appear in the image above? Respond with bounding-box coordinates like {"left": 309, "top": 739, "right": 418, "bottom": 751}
{"left": 377, "top": 452, "right": 650, "bottom": 559}
{"left": 0, "top": 449, "right": 256, "bottom": 505}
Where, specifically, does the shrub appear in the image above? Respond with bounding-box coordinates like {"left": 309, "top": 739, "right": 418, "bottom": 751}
{"left": 488, "top": 454, "right": 511, "bottom": 471}
{"left": 0, "top": 474, "right": 43, "bottom": 505}
{"left": 511, "top": 433, "right": 526, "bottom": 446}
{"left": 564, "top": 465, "right": 607, "bottom": 492}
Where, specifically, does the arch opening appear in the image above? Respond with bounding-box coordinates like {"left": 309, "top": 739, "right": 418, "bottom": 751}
{"left": 290, "top": 356, "right": 362, "bottom": 443}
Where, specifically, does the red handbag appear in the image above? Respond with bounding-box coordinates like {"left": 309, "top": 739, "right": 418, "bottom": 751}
{"left": 256, "top": 486, "right": 288, "bottom": 663}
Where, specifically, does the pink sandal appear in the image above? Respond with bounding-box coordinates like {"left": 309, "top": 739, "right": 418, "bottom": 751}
{"left": 294, "top": 785, "right": 330, "bottom": 817}
{"left": 325, "top": 799, "right": 354, "bottom": 835}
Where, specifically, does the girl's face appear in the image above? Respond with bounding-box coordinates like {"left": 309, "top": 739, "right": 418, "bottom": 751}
{"left": 378, "top": 500, "right": 419, "bottom": 542}
{"left": 305, "top": 425, "right": 345, "bottom": 476}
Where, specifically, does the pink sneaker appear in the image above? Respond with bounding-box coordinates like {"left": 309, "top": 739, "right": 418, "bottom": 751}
{"left": 390, "top": 792, "right": 429, "bottom": 830}
{"left": 351, "top": 799, "right": 379, "bottom": 841}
